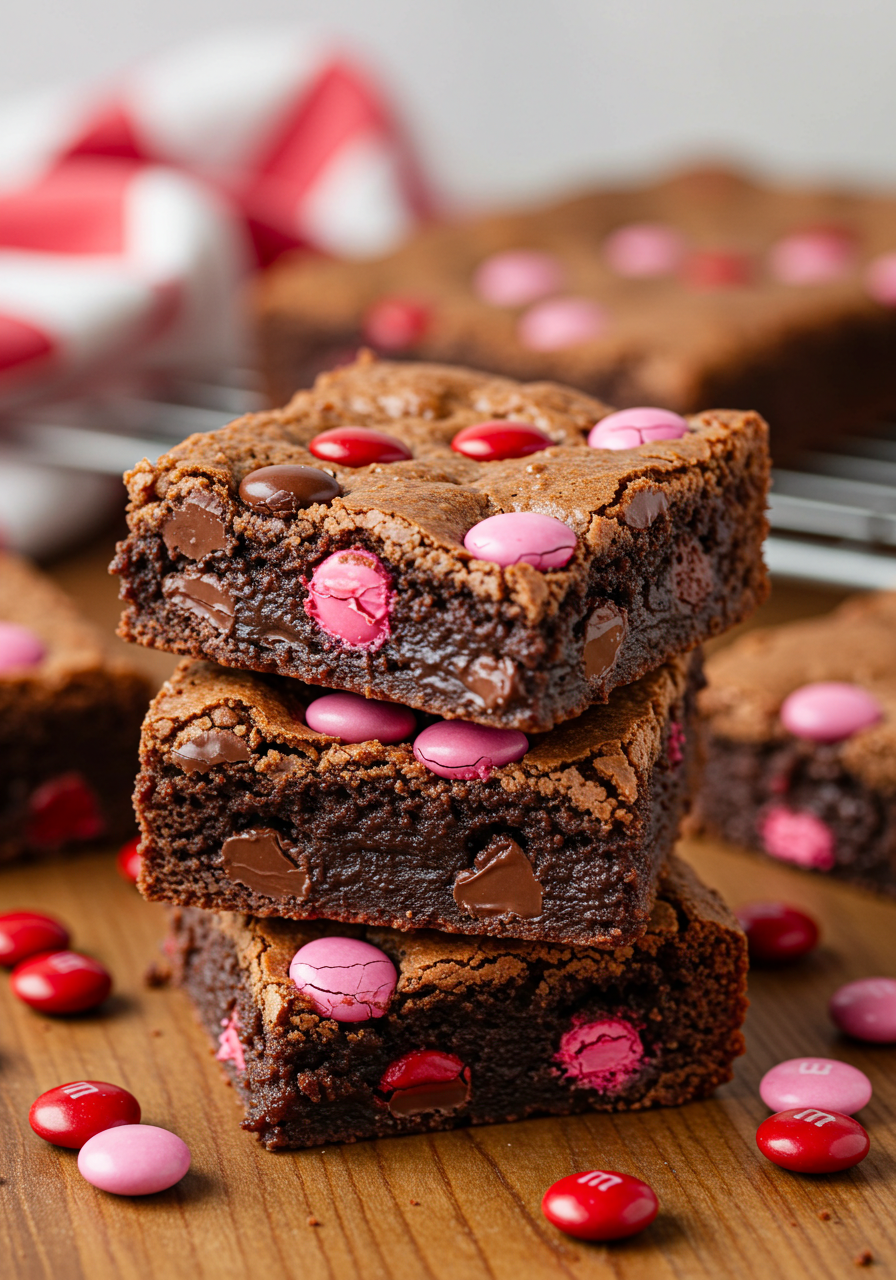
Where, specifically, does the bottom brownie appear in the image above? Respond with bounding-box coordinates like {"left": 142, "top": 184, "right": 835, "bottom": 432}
{"left": 168, "top": 856, "right": 747, "bottom": 1149}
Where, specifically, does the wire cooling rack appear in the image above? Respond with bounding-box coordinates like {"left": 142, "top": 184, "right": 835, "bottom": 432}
{"left": 3, "top": 372, "right": 896, "bottom": 588}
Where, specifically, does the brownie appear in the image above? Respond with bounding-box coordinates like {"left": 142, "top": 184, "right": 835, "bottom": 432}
{"left": 135, "top": 648, "right": 699, "bottom": 948}
{"left": 696, "top": 591, "right": 896, "bottom": 897}
{"left": 255, "top": 165, "right": 896, "bottom": 462}
{"left": 168, "top": 856, "right": 748, "bottom": 1149}
{"left": 0, "top": 553, "right": 151, "bottom": 862}
{"left": 112, "top": 356, "right": 768, "bottom": 732}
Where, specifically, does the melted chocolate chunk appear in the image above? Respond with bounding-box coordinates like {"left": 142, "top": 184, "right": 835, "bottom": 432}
{"left": 387, "top": 1075, "right": 470, "bottom": 1118}
{"left": 163, "top": 574, "right": 235, "bottom": 632}
{"left": 221, "top": 829, "right": 310, "bottom": 900}
{"left": 173, "top": 729, "right": 250, "bottom": 773}
{"left": 622, "top": 487, "right": 670, "bottom": 529}
{"left": 583, "top": 605, "right": 626, "bottom": 680}
{"left": 672, "top": 536, "right": 713, "bottom": 608}
{"left": 239, "top": 464, "right": 341, "bottom": 516}
{"left": 453, "top": 836, "right": 543, "bottom": 919}
{"left": 162, "top": 492, "right": 230, "bottom": 560}
{"left": 237, "top": 598, "right": 304, "bottom": 647}
{"left": 458, "top": 654, "right": 517, "bottom": 710}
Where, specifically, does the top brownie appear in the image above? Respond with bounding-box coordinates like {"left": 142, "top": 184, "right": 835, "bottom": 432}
{"left": 256, "top": 166, "right": 896, "bottom": 461}
{"left": 112, "top": 356, "right": 768, "bottom": 731}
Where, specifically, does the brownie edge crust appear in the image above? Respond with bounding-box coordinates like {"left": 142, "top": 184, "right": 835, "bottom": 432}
{"left": 168, "top": 856, "right": 748, "bottom": 1150}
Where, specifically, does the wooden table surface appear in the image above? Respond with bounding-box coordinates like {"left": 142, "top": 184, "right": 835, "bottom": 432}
{"left": 1, "top": 538, "right": 893, "bottom": 1280}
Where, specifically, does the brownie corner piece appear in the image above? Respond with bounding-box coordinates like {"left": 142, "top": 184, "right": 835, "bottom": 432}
{"left": 168, "top": 855, "right": 748, "bottom": 1149}
{"left": 112, "top": 354, "right": 768, "bottom": 731}
{"left": 696, "top": 590, "right": 896, "bottom": 898}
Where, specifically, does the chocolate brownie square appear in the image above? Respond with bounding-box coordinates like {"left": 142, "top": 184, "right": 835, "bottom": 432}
{"left": 0, "top": 553, "right": 150, "bottom": 861}
{"left": 112, "top": 356, "right": 768, "bottom": 732}
{"left": 167, "top": 856, "right": 748, "bottom": 1149}
{"left": 696, "top": 591, "right": 896, "bottom": 897}
{"left": 135, "top": 648, "right": 699, "bottom": 948}
{"left": 255, "top": 165, "right": 896, "bottom": 462}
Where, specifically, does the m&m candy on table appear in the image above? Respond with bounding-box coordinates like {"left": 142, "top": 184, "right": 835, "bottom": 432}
{"left": 541, "top": 1169, "right": 658, "bottom": 1241}
{"left": 734, "top": 902, "right": 819, "bottom": 964}
{"left": 11, "top": 950, "right": 112, "bottom": 1014}
{"left": 756, "top": 1109, "right": 870, "bottom": 1174}
{"left": 0, "top": 911, "right": 69, "bottom": 965}
{"left": 117, "top": 837, "right": 142, "bottom": 884}
{"left": 760, "top": 1058, "right": 872, "bottom": 1116}
{"left": 78, "top": 1125, "right": 191, "bottom": 1196}
{"left": 829, "top": 977, "right": 896, "bottom": 1043}
{"left": 30, "top": 1081, "right": 141, "bottom": 1148}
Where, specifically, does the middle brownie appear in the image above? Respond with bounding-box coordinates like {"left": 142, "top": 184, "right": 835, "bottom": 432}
{"left": 135, "top": 651, "right": 700, "bottom": 948}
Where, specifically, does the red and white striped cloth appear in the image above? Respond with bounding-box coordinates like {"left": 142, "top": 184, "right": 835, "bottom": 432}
{"left": 0, "top": 29, "right": 431, "bottom": 405}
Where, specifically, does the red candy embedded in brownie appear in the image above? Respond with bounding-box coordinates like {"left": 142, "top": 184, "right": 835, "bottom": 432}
{"left": 25, "top": 773, "right": 105, "bottom": 847}
{"left": 11, "top": 949, "right": 112, "bottom": 1014}
{"left": 0, "top": 911, "right": 69, "bottom": 966}
{"left": 756, "top": 1108, "right": 870, "bottom": 1174}
{"left": 29, "top": 1080, "right": 141, "bottom": 1148}
{"left": 362, "top": 298, "right": 429, "bottom": 351}
{"left": 735, "top": 902, "right": 819, "bottom": 964}
{"left": 681, "top": 249, "right": 753, "bottom": 289}
{"left": 117, "top": 837, "right": 142, "bottom": 884}
{"left": 541, "top": 1169, "right": 659, "bottom": 1242}
{"left": 379, "top": 1049, "right": 470, "bottom": 1117}
{"left": 451, "top": 419, "right": 554, "bottom": 461}
{"left": 308, "top": 426, "right": 412, "bottom": 467}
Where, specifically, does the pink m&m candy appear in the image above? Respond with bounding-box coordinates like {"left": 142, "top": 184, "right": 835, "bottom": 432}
{"left": 756, "top": 1108, "right": 869, "bottom": 1174}
{"left": 413, "top": 720, "right": 528, "bottom": 781}
{"left": 518, "top": 297, "right": 607, "bottom": 350}
{"left": 541, "top": 1170, "right": 658, "bottom": 1242}
{"left": 760, "top": 806, "right": 835, "bottom": 872}
{"left": 866, "top": 252, "right": 896, "bottom": 306}
{"left": 463, "top": 511, "right": 577, "bottom": 570}
{"left": 451, "top": 420, "right": 554, "bottom": 462}
{"left": 0, "top": 911, "right": 69, "bottom": 966}
{"left": 362, "top": 297, "right": 429, "bottom": 350}
{"left": 588, "top": 407, "right": 689, "bottom": 451}
{"left": 760, "top": 1058, "right": 872, "bottom": 1116}
{"left": 0, "top": 621, "right": 45, "bottom": 672}
{"left": 735, "top": 902, "right": 820, "bottom": 964}
{"left": 11, "top": 950, "right": 112, "bottom": 1015}
{"left": 603, "top": 222, "right": 685, "bottom": 278}
{"left": 78, "top": 1124, "right": 190, "bottom": 1196}
{"left": 305, "top": 692, "right": 416, "bottom": 744}
{"left": 768, "top": 229, "right": 854, "bottom": 284}
{"left": 308, "top": 426, "right": 411, "bottom": 468}
{"left": 289, "top": 936, "right": 397, "bottom": 1022}
{"left": 830, "top": 977, "right": 896, "bottom": 1043}
{"left": 473, "top": 249, "right": 564, "bottom": 306}
{"left": 304, "top": 549, "right": 394, "bottom": 649}
{"left": 780, "top": 682, "right": 883, "bottom": 742}
{"left": 30, "top": 1080, "right": 141, "bottom": 1148}
{"left": 553, "top": 1017, "right": 645, "bottom": 1091}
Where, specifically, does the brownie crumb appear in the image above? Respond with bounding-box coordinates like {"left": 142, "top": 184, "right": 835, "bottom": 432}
{"left": 144, "top": 961, "right": 172, "bottom": 988}
{"left": 818, "top": 1210, "right": 832, "bottom": 1221}
{"left": 409, "top": 1199, "right": 420, "bottom": 1206}
{"left": 853, "top": 1250, "right": 873, "bottom": 1267}
{"left": 307, "top": 1217, "right": 321, "bottom": 1227}
{"left": 150, "top": 1028, "right": 163, "bottom": 1037}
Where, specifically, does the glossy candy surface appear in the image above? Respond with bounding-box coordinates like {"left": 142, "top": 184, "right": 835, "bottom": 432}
{"left": 11, "top": 950, "right": 112, "bottom": 1014}
{"left": 78, "top": 1124, "right": 191, "bottom": 1195}
{"left": 0, "top": 621, "right": 45, "bottom": 672}
{"left": 541, "top": 1170, "right": 659, "bottom": 1241}
{"left": 413, "top": 721, "right": 528, "bottom": 781}
{"left": 289, "top": 936, "right": 397, "bottom": 1022}
{"left": 756, "top": 1108, "right": 870, "bottom": 1173}
{"left": 30, "top": 1080, "right": 141, "bottom": 1148}
{"left": 760, "top": 1058, "right": 872, "bottom": 1116}
{"left": 473, "top": 249, "right": 563, "bottom": 306}
{"left": 25, "top": 773, "right": 104, "bottom": 847}
{"left": 450, "top": 420, "right": 554, "bottom": 462}
{"left": 362, "top": 298, "right": 429, "bottom": 350}
{"left": 238, "top": 464, "right": 341, "bottom": 514}
{"left": 588, "top": 407, "right": 688, "bottom": 451}
{"left": 304, "top": 549, "right": 393, "bottom": 648}
{"left": 780, "top": 681, "right": 883, "bottom": 742}
{"left": 117, "top": 838, "right": 142, "bottom": 884}
{"left": 829, "top": 977, "right": 896, "bottom": 1043}
{"left": 735, "top": 902, "right": 820, "bottom": 964}
{"left": 463, "top": 511, "right": 577, "bottom": 570}
{"left": 308, "top": 426, "right": 411, "bottom": 468}
{"left": 0, "top": 911, "right": 69, "bottom": 966}
{"left": 304, "top": 692, "right": 416, "bottom": 744}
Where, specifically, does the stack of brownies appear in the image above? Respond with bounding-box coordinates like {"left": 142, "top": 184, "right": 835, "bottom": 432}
{"left": 112, "top": 353, "right": 768, "bottom": 1149}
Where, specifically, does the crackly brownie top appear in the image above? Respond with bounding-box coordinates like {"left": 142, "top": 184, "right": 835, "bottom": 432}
{"left": 701, "top": 591, "right": 896, "bottom": 789}
{"left": 256, "top": 166, "right": 896, "bottom": 406}
{"left": 207, "top": 856, "right": 740, "bottom": 1036}
{"left": 124, "top": 355, "right": 766, "bottom": 620}
{"left": 144, "top": 650, "right": 693, "bottom": 824}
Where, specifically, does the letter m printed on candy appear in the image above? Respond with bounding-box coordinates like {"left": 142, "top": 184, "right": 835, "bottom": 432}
{"left": 62, "top": 1082, "right": 100, "bottom": 1100}
{"left": 793, "top": 1109, "right": 838, "bottom": 1126}
{"left": 577, "top": 1172, "right": 623, "bottom": 1191}
{"left": 798, "top": 1062, "right": 834, "bottom": 1076}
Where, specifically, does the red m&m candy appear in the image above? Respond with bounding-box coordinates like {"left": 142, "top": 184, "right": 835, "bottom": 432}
{"left": 0, "top": 911, "right": 69, "bottom": 966}
{"left": 11, "top": 950, "right": 112, "bottom": 1014}
{"left": 308, "top": 426, "right": 412, "bottom": 468}
{"left": 681, "top": 249, "right": 753, "bottom": 289}
{"left": 30, "top": 1080, "right": 141, "bottom": 1148}
{"left": 735, "top": 902, "right": 819, "bottom": 964}
{"left": 362, "top": 298, "right": 429, "bottom": 351}
{"left": 117, "top": 837, "right": 142, "bottom": 884}
{"left": 541, "top": 1170, "right": 658, "bottom": 1241}
{"left": 756, "top": 1108, "right": 870, "bottom": 1174}
{"left": 25, "top": 773, "right": 105, "bottom": 847}
{"left": 451, "top": 420, "right": 554, "bottom": 462}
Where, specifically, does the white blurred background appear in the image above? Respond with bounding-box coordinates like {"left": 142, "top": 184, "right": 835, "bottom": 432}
{"left": 4, "top": 0, "right": 896, "bottom": 204}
